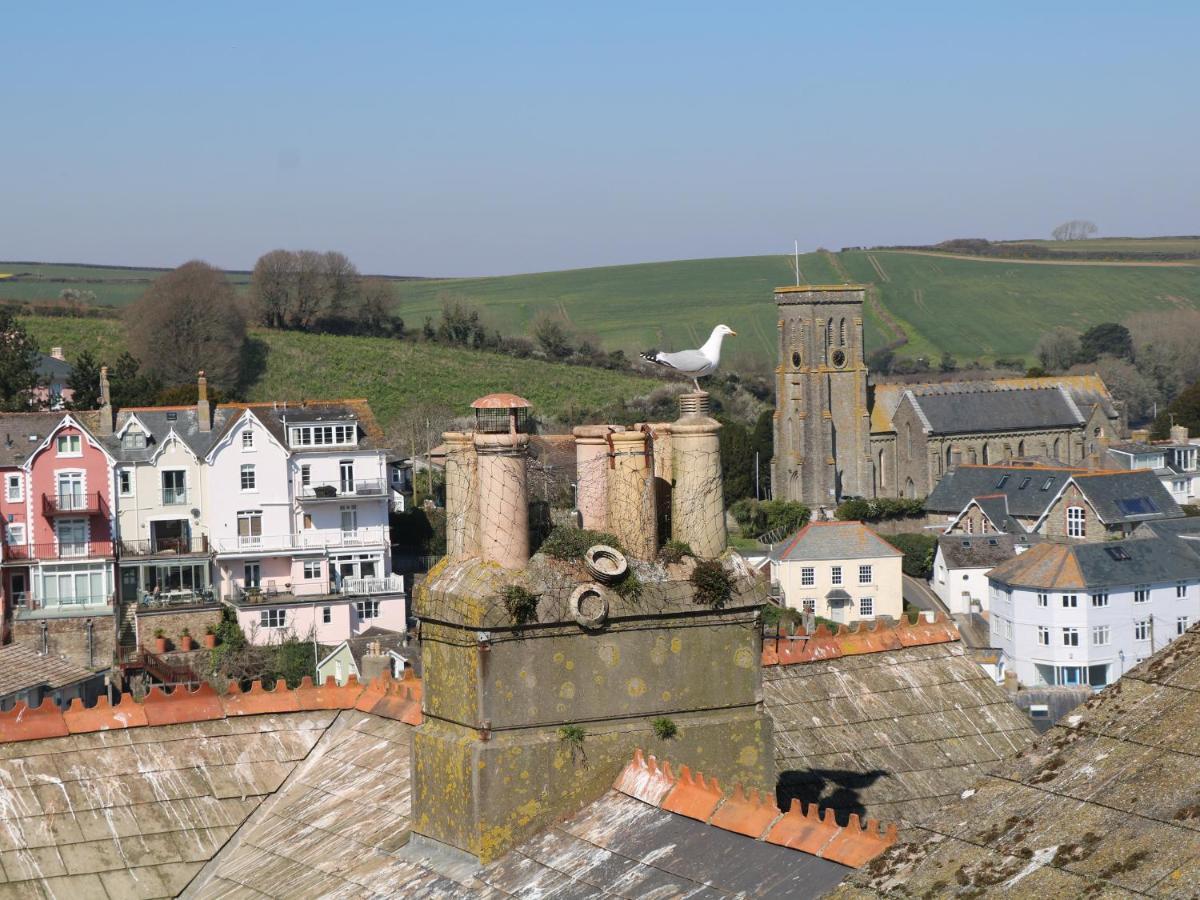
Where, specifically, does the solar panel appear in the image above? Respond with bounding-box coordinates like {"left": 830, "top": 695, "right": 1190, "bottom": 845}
{"left": 1115, "top": 497, "right": 1160, "bottom": 517}
{"left": 1105, "top": 546, "right": 1132, "bottom": 561}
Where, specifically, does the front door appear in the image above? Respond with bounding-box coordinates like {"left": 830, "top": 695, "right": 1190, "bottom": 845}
{"left": 121, "top": 567, "right": 140, "bottom": 602}
{"left": 10, "top": 572, "right": 26, "bottom": 607}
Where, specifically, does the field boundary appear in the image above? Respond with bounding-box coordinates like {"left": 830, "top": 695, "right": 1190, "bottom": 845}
{"left": 876, "top": 249, "right": 1200, "bottom": 268}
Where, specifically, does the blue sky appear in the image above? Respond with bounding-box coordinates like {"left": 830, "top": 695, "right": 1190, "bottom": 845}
{"left": 2, "top": 2, "right": 1197, "bottom": 275}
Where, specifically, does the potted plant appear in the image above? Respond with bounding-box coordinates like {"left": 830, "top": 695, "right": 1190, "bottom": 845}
{"left": 179, "top": 628, "right": 194, "bottom": 652}
{"left": 203, "top": 624, "right": 217, "bottom": 649}
{"left": 152, "top": 627, "right": 168, "bottom": 654}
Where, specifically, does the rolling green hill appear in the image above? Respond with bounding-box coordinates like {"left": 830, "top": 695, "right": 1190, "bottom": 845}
{"left": 7, "top": 241, "right": 1200, "bottom": 368}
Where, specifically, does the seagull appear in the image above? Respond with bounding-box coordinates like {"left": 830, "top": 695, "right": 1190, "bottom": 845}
{"left": 641, "top": 324, "right": 737, "bottom": 391}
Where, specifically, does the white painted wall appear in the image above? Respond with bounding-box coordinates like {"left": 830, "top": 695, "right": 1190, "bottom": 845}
{"left": 770, "top": 554, "right": 903, "bottom": 623}
{"left": 932, "top": 547, "right": 992, "bottom": 615}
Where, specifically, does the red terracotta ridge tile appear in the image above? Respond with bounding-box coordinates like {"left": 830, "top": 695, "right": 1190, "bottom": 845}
{"left": 361, "top": 675, "right": 424, "bottom": 725}
{"left": 662, "top": 764, "right": 723, "bottom": 822}
{"left": 143, "top": 683, "right": 224, "bottom": 726}
{"left": 708, "top": 783, "right": 780, "bottom": 839}
{"left": 0, "top": 698, "right": 69, "bottom": 742}
{"left": 613, "top": 749, "right": 676, "bottom": 807}
{"left": 765, "top": 614, "right": 959, "bottom": 668}
{"left": 221, "top": 680, "right": 302, "bottom": 717}
{"left": 765, "top": 800, "right": 842, "bottom": 857}
{"left": 296, "top": 674, "right": 367, "bottom": 710}
{"left": 820, "top": 813, "right": 900, "bottom": 868}
{"left": 64, "top": 693, "right": 148, "bottom": 734}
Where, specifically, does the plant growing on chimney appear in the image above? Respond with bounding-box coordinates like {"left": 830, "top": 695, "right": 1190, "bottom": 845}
{"left": 538, "top": 525, "right": 625, "bottom": 561}
{"left": 500, "top": 585, "right": 541, "bottom": 625}
{"left": 558, "top": 724, "right": 585, "bottom": 746}
{"left": 658, "top": 540, "right": 693, "bottom": 564}
{"left": 690, "top": 559, "right": 733, "bottom": 609}
{"left": 652, "top": 717, "right": 678, "bottom": 740}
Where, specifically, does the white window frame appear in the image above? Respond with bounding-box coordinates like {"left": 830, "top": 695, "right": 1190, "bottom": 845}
{"left": 1062, "top": 594, "right": 1078, "bottom": 608}
{"left": 1037, "top": 626, "right": 1050, "bottom": 646}
{"left": 242, "top": 430, "right": 255, "bottom": 450}
{"left": 259, "top": 608, "right": 287, "bottom": 629}
{"left": 858, "top": 564, "right": 872, "bottom": 585}
{"left": 1036, "top": 592, "right": 1048, "bottom": 607}
{"left": 56, "top": 434, "right": 82, "bottom": 458}
{"left": 1178, "top": 616, "right": 1190, "bottom": 635}
{"left": 1177, "top": 582, "right": 1188, "bottom": 599}
{"left": 5, "top": 474, "right": 21, "bottom": 502}
{"left": 117, "top": 469, "right": 134, "bottom": 498}
{"left": 322, "top": 606, "right": 332, "bottom": 624}
{"left": 800, "top": 566, "right": 814, "bottom": 587}
{"left": 1135, "top": 619, "right": 1151, "bottom": 641}
{"left": 859, "top": 597, "right": 873, "bottom": 617}
{"left": 801, "top": 598, "right": 815, "bottom": 613}
{"left": 354, "top": 599, "right": 380, "bottom": 620}
{"left": 1134, "top": 585, "right": 1150, "bottom": 604}
{"left": 1090, "top": 592, "right": 1108, "bottom": 608}
{"left": 240, "top": 464, "right": 257, "bottom": 492}
{"left": 303, "top": 560, "right": 322, "bottom": 580}
{"left": 6, "top": 523, "right": 25, "bottom": 546}
{"left": 831, "top": 566, "right": 843, "bottom": 586}
{"left": 1062, "top": 627, "right": 1079, "bottom": 647}
{"left": 1092, "top": 625, "right": 1110, "bottom": 646}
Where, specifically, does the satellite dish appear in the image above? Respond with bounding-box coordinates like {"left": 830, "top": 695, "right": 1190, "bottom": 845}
{"left": 191, "top": 508, "right": 201, "bottom": 519}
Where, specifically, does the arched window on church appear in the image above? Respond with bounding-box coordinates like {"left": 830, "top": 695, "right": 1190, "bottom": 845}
{"left": 982, "top": 443, "right": 990, "bottom": 465}
{"left": 878, "top": 448, "right": 887, "bottom": 489}
{"left": 904, "top": 423, "right": 912, "bottom": 460}
{"left": 826, "top": 318, "right": 833, "bottom": 348}
{"left": 839, "top": 318, "right": 847, "bottom": 346}
{"left": 945, "top": 445, "right": 953, "bottom": 471}
{"left": 1052, "top": 437, "right": 1062, "bottom": 461}
{"left": 1017, "top": 439, "right": 1025, "bottom": 458}
{"left": 904, "top": 477, "right": 915, "bottom": 499}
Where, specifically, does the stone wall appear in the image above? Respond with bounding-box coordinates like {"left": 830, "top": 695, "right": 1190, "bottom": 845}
{"left": 135, "top": 606, "right": 224, "bottom": 651}
{"left": 11, "top": 612, "right": 114, "bottom": 671}
{"left": 1040, "top": 483, "right": 1103, "bottom": 540}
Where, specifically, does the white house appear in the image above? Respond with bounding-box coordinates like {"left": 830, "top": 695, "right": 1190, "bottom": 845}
{"left": 987, "top": 532, "right": 1200, "bottom": 689}
{"left": 1106, "top": 427, "right": 1200, "bottom": 507}
{"left": 769, "top": 521, "right": 904, "bottom": 623}
{"left": 933, "top": 533, "right": 1038, "bottom": 615}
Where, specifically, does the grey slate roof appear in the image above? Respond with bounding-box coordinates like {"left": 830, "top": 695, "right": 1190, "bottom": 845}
{"left": 1073, "top": 535, "right": 1200, "bottom": 587}
{"left": 926, "top": 465, "right": 1082, "bottom": 517}
{"left": 35, "top": 353, "right": 72, "bottom": 382}
{"left": 0, "top": 643, "right": 98, "bottom": 697}
{"left": 105, "top": 406, "right": 238, "bottom": 463}
{"left": 0, "top": 411, "right": 73, "bottom": 467}
{"left": 906, "top": 385, "right": 1082, "bottom": 435}
{"left": 771, "top": 521, "right": 902, "bottom": 562}
{"left": 937, "top": 533, "right": 1038, "bottom": 569}
{"left": 971, "top": 494, "right": 1025, "bottom": 533}
{"left": 1071, "top": 469, "right": 1183, "bottom": 523}
{"left": 830, "top": 623, "right": 1200, "bottom": 899}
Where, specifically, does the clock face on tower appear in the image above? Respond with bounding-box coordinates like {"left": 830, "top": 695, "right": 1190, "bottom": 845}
{"left": 831, "top": 349, "right": 847, "bottom": 369}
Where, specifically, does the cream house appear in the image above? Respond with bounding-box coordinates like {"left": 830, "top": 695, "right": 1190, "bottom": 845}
{"left": 769, "top": 521, "right": 903, "bottom": 623}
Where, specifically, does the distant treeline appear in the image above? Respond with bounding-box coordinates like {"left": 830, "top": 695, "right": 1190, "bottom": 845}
{"left": 873, "top": 238, "right": 1200, "bottom": 262}
{"left": 0, "top": 299, "right": 120, "bottom": 319}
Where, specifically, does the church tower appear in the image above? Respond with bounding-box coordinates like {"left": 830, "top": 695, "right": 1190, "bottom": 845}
{"left": 773, "top": 285, "right": 873, "bottom": 508}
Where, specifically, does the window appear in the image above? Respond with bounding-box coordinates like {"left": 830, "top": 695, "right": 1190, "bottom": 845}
{"left": 1040, "top": 477, "right": 1055, "bottom": 491}
{"left": 244, "top": 562, "right": 261, "bottom": 589}
{"left": 1062, "top": 627, "right": 1079, "bottom": 647}
{"left": 161, "top": 470, "right": 186, "bottom": 505}
{"left": 121, "top": 431, "right": 146, "bottom": 450}
{"left": 801, "top": 599, "right": 815, "bottom": 613}
{"left": 1062, "top": 594, "right": 1078, "bottom": 608}
{"left": 289, "top": 424, "right": 357, "bottom": 447}
{"left": 259, "top": 608, "right": 286, "bottom": 629}
{"left": 858, "top": 564, "right": 873, "bottom": 585}
{"left": 5, "top": 474, "right": 21, "bottom": 502}
{"left": 56, "top": 519, "right": 87, "bottom": 557}
{"left": 6, "top": 523, "right": 25, "bottom": 546}
{"left": 1179, "top": 617, "right": 1190, "bottom": 635}
{"left": 831, "top": 566, "right": 843, "bottom": 586}
{"left": 1018, "top": 477, "right": 1031, "bottom": 490}
{"left": 303, "top": 514, "right": 314, "bottom": 530}
{"left": 340, "top": 505, "right": 358, "bottom": 536}
{"left": 237, "top": 511, "right": 262, "bottom": 548}
{"left": 240, "top": 464, "right": 256, "bottom": 491}
{"left": 1066, "top": 506, "right": 1086, "bottom": 538}
{"left": 354, "top": 600, "right": 380, "bottom": 620}
{"left": 859, "top": 597, "right": 873, "bottom": 617}
{"left": 1090, "top": 593, "right": 1108, "bottom": 608}
{"left": 1177, "top": 582, "right": 1188, "bottom": 599}
{"left": 322, "top": 606, "right": 332, "bottom": 624}
{"left": 56, "top": 434, "right": 81, "bottom": 456}
{"left": 995, "top": 474, "right": 1010, "bottom": 489}
{"left": 800, "top": 567, "right": 814, "bottom": 586}
{"left": 242, "top": 430, "right": 254, "bottom": 450}
{"left": 1037, "top": 592, "right": 1048, "bottom": 607}
{"left": 117, "top": 470, "right": 132, "bottom": 497}
{"left": 301, "top": 465, "right": 311, "bottom": 487}
{"left": 1004, "top": 618, "right": 1013, "bottom": 639}
{"left": 1037, "top": 626, "right": 1050, "bottom": 646}
{"left": 1092, "top": 625, "right": 1110, "bottom": 646}
{"left": 1135, "top": 619, "right": 1151, "bottom": 641}
{"left": 339, "top": 460, "right": 355, "bottom": 493}
{"left": 303, "top": 561, "right": 322, "bottom": 579}
{"left": 1134, "top": 586, "right": 1150, "bottom": 603}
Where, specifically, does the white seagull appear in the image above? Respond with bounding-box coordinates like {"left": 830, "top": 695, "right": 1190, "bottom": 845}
{"left": 641, "top": 324, "right": 737, "bottom": 391}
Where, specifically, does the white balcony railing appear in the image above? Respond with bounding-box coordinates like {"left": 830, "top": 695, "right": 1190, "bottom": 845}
{"left": 214, "top": 526, "right": 389, "bottom": 554}
{"left": 340, "top": 574, "right": 405, "bottom": 596}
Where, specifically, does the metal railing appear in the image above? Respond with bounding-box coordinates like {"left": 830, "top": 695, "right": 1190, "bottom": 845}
{"left": 340, "top": 574, "right": 404, "bottom": 595}
{"left": 214, "top": 526, "right": 389, "bottom": 553}
{"left": 119, "top": 535, "right": 210, "bottom": 556}
{"left": 42, "top": 491, "right": 107, "bottom": 517}
{"left": 20, "top": 593, "right": 111, "bottom": 612}
{"left": 161, "top": 488, "right": 190, "bottom": 506}
{"left": 138, "top": 589, "right": 216, "bottom": 609}
{"left": 297, "top": 478, "right": 387, "bottom": 500}
{"left": 3, "top": 540, "right": 115, "bottom": 562}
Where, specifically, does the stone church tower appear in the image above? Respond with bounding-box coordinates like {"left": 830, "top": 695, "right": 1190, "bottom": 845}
{"left": 773, "top": 285, "right": 873, "bottom": 508}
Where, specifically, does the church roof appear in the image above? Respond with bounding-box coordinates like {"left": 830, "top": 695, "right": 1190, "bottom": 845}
{"left": 905, "top": 385, "right": 1083, "bottom": 436}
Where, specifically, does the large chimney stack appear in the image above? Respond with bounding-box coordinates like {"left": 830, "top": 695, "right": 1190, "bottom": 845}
{"left": 572, "top": 424, "right": 623, "bottom": 531}
{"left": 442, "top": 431, "right": 479, "bottom": 559}
{"left": 197, "top": 370, "right": 211, "bottom": 432}
{"left": 471, "top": 394, "right": 532, "bottom": 569}
{"left": 605, "top": 429, "right": 657, "bottom": 559}
{"left": 98, "top": 366, "right": 113, "bottom": 436}
{"left": 1170, "top": 424, "right": 1190, "bottom": 444}
{"left": 670, "top": 392, "right": 725, "bottom": 557}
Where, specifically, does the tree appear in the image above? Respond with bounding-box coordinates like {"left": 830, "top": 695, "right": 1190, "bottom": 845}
{"left": 1156, "top": 380, "right": 1200, "bottom": 438}
{"left": 888, "top": 532, "right": 936, "bottom": 579}
{"left": 1068, "top": 357, "right": 1157, "bottom": 424}
{"left": 250, "top": 249, "right": 295, "bottom": 328}
{"left": 110, "top": 352, "right": 161, "bottom": 409}
{"left": 321, "top": 251, "right": 360, "bottom": 321}
{"left": 1051, "top": 220, "right": 1098, "bottom": 241}
{"left": 1126, "top": 310, "right": 1200, "bottom": 404}
{"left": 437, "top": 297, "right": 485, "bottom": 346}
{"left": 749, "top": 408, "right": 773, "bottom": 499}
{"left": 66, "top": 350, "right": 102, "bottom": 410}
{"left": 718, "top": 418, "right": 754, "bottom": 505}
{"left": 1078, "top": 322, "right": 1132, "bottom": 364}
{"left": 0, "top": 308, "right": 41, "bottom": 410}
{"left": 1035, "top": 327, "right": 1081, "bottom": 372}
{"left": 532, "top": 312, "right": 575, "bottom": 359}
{"left": 126, "top": 261, "right": 247, "bottom": 391}
{"left": 356, "top": 278, "right": 397, "bottom": 333}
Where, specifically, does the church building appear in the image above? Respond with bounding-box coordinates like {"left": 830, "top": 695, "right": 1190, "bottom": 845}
{"left": 772, "top": 285, "right": 1123, "bottom": 508}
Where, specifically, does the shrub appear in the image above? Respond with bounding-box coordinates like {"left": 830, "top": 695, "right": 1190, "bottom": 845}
{"left": 652, "top": 717, "right": 678, "bottom": 740}
{"left": 691, "top": 559, "right": 734, "bottom": 609}
{"left": 500, "top": 585, "right": 540, "bottom": 625}
{"left": 538, "top": 525, "right": 625, "bottom": 561}
{"left": 658, "top": 540, "right": 693, "bottom": 564}
{"left": 888, "top": 532, "right": 937, "bottom": 579}
{"left": 731, "top": 499, "right": 811, "bottom": 539}
{"left": 834, "top": 496, "right": 925, "bottom": 523}
{"left": 835, "top": 498, "right": 872, "bottom": 521}
{"left": 613, "top": 572, "right": 644, "bottom": 603}
{"left": 761, "top": 603, "right": 803, "bottom": 629}
{"left": 153, "top": 627, "right": 165, "bottom": 639}
{"left": 180, "top": 627, "right": 191, "bottom": 638}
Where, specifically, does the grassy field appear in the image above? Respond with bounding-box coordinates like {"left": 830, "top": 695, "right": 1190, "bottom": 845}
{"left": 1001, "top": 236, "right": 1200, "bottom": 255}
{"left": 0, "top": 262, "right": 250, "bottom": 307}
{"left": 18, "top": 317, "right": 660, "bottom": 428}
{"left": 8, "top": 241, "right": 1200, "bottom": 368}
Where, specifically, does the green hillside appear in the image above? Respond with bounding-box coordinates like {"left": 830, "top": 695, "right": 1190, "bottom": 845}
{"left": 18, "top": 317, "right": 660, "bottom": 428}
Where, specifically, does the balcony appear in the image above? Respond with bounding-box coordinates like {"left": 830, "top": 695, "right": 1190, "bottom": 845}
{"left": 42, "top": 491, "right": 108, "bottom": 518}
{"left": 213, "top": 526, "right": 389, "bottom": 555}
{"left": 297, "top": 479, "right": 387, "bottom": 502}
{"left": 3, "top": 540, "right": 115, "bottom": 563}
{"left": 228, "top": 573, "right": 403, "bottom": 605}
{"left": 119, "top": 535, "right": 211, "bottom": 557}
{"left": 341, "top": 574, "right": 404, "bottom": 595}
{"left": 161, "top": 488, "right": 190, "bottom": 507}
{"left": 138, "top": 588, "right": 216, "bottom": 610}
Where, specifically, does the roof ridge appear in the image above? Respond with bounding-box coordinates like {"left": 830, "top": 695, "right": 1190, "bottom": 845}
{"left": 0, "top": 671, "right": 423, "bottom": 744}
{"left": 614, "top": 750, "right": 898, "bottom": 868}
{"left": 761, "top": 612, "right": 959, "bottom": 667}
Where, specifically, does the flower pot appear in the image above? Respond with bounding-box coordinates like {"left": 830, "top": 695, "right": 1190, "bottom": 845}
{"left": 180, "top": 636, "right": 195, "bottom": 652}
{"left": 203, "top": 633, "right": 217, "bottom": 649}
{"left": 153, "top": 637, "right": 168, "bottom": 654}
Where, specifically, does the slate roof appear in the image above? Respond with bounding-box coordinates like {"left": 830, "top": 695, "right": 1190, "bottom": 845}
{"left": 831, "top": 622, "right": 1200, "bottom": 899}
{"left": 969, "top": 493, "right": 1025, "bottom": 534}
{"left": 987, "top": 535, "right": 1200, "bottom": 591}
{"left": 35, "top": 354, "right": 72, "bottom": 382}
{"left": 906, "top": 385, "right": 1083, "bottom": 436}
{"left": 762, "top": 617, "right": 1036, "bottom": 826}
{"left": 0, "top": 411, "right": 95, "bottom": 468}
{"left": 771, "top": 521, "right": 903, "bottom": 562}
{"left": 208, "top": 399, "right": 386, "bottom": 452}
{"left": 1070, "top": 469, "right": 1183, "bottom": 523}
{"left": 0, "top": 643, "right": 99, "bottom": 697}
{"left": 869, "top": 374, "right": 1117, "bottom": 434}
{"left": 926, "top": 464, "right": 1086, "bottom": 517}
{"left": 104, "top": 406, "right": 238, "bottom": 463}
{"left": 937, "top": 533, "right": 1038, "bottom": 569}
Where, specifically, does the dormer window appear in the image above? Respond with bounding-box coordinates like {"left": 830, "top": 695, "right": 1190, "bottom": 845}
{"left": 289, "top": 423, "right": 357, "bottom": 448}
{"left": 56, "top": 434, "right": 81, "bottom": 457}
{"left": 121, "top": 430, "right": 147, "bottom": 450}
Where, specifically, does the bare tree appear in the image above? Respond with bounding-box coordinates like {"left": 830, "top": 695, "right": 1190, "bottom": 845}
{"left": 126, "top": 261, "right": 246, "bottom": 390}
{"left": 1068, "top": 357, "right": 1158, "bottom": 423}
{"left": 251, "top": 249, "right": 295, "bottom": 328}
{"left": 357, "top": 278, "right": 395, "bottom": 331}
{"left": 323, "top": 251, "right": 360, "bottom": 320}
{"left": 1126, "top": 309, "right": 1200, "bottom": 403}
{"left": 1035, "top": 326, "right": 1081, "bottom": 372}
{"left": 1051, "top": 220, "right": 1098, "bottom": 241}
{"left": 291, "top": 250, "right": 325, "bottom": 330}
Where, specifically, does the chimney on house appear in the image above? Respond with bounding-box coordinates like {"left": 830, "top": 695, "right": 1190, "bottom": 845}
{"left": 442, "top": 431, "right": 479, "bottom": 559}
{"left": 670, "top": 391, "right": 726, "bottom": 558}
{"left": 1170, "top": 424, "right": 1189, "bottom": 444}
{"left": 471, "top": 393, "right": 532, "bottom": 569}
{"left": 50, "top": 347, "right": 65, "bottom": 361}
{"left": 1130, "top": 427, "right": 1151, "bottom": 443}
{"left": 197, "top": 370, "right": 211, "bottom": 432}
{"left": 359, "top": 640, "right": 392, "bottom": 683}
{"left": 98, "top": 366, "right": 113, "bottom": 436}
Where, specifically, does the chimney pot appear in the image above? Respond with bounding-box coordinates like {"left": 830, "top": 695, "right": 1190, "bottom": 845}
{"left": 197, "top": 370, "right": 211, "bottom": 432}
{"left": 50, "top": 346, "right": 64, "bottom": 361}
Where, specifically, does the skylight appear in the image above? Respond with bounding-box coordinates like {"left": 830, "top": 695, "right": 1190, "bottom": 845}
{"left": 995, "top": 474, "right": 1010, "bottom": 489}
{"left": 1105, "top": 546, "right": 1132, "bottom": 561}
{"left": 1115, "top": 497, "right": 1160, "bottom": 517}
{"left": 1019, "top": 477, "right": 1031, "bottom": 489}
{"left": 1040, "top": 477, "right": 1055, "bottom": 491}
